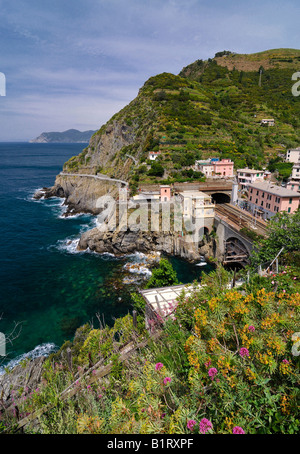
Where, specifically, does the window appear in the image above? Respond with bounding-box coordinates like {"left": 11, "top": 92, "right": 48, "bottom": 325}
{"left": 261, "top": 201, "right": 264, "bottom": 206}
{"left": 288, "top": 207, "right": 291, "bottom": 213}
{"left": 255, "top": 198, "right": 258, "bottom": 204}
{"left": 250, "top": 196, "right": 252, "bottom": 201}
{"left": 262, "top": 192, "right": 264, "bottom": 198}
{"left": 289, "top": 198, "right": 292, "bottom": 204}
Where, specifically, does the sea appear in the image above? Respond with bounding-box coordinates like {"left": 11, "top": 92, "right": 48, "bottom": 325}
{"left": 0, "top": 142, "right": 213, "bottom": 373}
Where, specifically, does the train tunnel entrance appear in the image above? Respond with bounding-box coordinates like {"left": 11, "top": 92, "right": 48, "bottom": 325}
{"left": 211, "top": 192, "right": 231, "bottom": 204}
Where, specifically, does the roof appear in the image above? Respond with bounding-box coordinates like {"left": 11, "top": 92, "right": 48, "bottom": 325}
{"left": 141, "top": 284, "right": 199, "bottom": 318}
{"left": 248, "top": 182, "right": 300, "bottom": 198}
{"left": 237, "top": 168, "right": 264, "bottom": 174}
{"left": 179, "top": 190, "right": 211, "bottom": 199}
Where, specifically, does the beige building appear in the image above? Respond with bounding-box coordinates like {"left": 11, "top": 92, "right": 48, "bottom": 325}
{"left": 260, "top": 119, "right": 275, "bottom": 126}
{"left": 291, "top": 162, "right": 300, "bottom": 180}
{"left": 286, "top": 147, "right": 300, "bottom": 163}
{"left": 178, "top": 191, "right": 215, "bottom": 219}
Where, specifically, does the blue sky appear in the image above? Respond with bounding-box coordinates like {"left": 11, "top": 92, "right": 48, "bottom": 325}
{"left": 0, "top": 0, "right": 300, "bottom": 141}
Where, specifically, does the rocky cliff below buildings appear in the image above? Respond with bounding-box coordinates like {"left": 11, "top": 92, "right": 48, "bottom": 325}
{"left": 77, "top": 225, "right": 219, "bottom": 263}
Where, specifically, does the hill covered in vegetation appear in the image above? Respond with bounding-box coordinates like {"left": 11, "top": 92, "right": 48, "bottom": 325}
{"left": 62, "top": 48, "right": 300, "bottom": 189}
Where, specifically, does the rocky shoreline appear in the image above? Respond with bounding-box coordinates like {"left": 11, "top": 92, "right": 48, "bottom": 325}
{"left": 33, "top": 181, "right": 219, "bottom": 263}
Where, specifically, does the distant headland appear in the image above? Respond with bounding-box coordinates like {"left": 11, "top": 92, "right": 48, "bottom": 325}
{"left": 29, "top": 129, "right": 97, "bottom": 144}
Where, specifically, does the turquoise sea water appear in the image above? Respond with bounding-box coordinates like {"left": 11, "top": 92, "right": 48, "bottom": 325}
{"left": 0, "top": 143, "right": 212, "bottom": 372}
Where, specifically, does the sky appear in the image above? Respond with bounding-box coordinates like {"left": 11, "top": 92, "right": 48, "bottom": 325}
{"left": 0, "top": 0, "right": 300, "bottom": 141}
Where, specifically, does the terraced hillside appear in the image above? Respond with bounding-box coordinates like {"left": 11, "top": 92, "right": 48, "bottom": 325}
{"left": 62, "top": 48, "right": 300, "bottom": 191}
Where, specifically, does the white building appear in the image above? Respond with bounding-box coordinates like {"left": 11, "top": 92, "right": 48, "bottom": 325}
{"left": 148, "top": 151, "right": 161, "bottom": 161}
{"left": 237, "top": 168, "right": 264, "bottom": 190}
{"left": 291, "top": 162, "right": 300, "bottom": 180}
{"left": 260, "top": 119, "right": 275, "bottom": 126}
{"left": 286, "top": 147, "right": 300, "bottom": 163}
{"left": 178, "top": 191, "right": 215, "bottom": 220}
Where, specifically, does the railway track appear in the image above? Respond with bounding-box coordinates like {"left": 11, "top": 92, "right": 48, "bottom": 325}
{"left": 215, "top": 203, "right": 268, "bottom": 236}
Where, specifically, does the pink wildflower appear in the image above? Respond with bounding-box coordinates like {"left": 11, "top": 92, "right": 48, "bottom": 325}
{"left": 239, "top": 347, "right": 250, "bottom": 358}
{"left": 155, "top": 362, "right": 164, "bottom": 371}
{"left": 163, "top": 376, "right": 172, "bottom": 385}
{"left": 187, "top": 419, "right": 197, "bottom": 431}
{"left": 282, "top": 359, "right": 289, "bottom": 364}
{"left": 248, "top": 325, "right": 255, "bottom": 332}
{"left": 208, "top": 367, "right": 218, "bottom": 380}
{"left": 204, "top": 360, "right": 212, "bottom": 368}
{"left": 199, "top": 418, "right": 213, "bottom": 434}
{"left": 233, "top": 426, "right": 245, "bottom": 434}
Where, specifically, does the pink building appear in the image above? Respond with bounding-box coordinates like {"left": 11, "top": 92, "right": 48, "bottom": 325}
{"left": 286, "top": 180, "right": 300, "bottom": 193}
{"left": 247, "top": 182, "right": 300, "bottom": 220}
{"left": 213, "top": 159, "right": 234, "bottom": 177}
{"left": 160, "top": 185, "right": 171, "bottom": 202}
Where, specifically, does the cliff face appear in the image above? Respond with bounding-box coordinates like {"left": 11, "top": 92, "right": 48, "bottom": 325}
{"left": 77, "top": 225, "right": 218, "bottom": 263}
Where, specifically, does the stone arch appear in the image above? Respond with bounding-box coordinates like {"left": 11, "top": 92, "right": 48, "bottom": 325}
{"left": 224, "top": 236, "right": 250, "bottom": 266}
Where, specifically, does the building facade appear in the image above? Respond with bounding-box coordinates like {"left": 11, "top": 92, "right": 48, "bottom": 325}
{"left": 286, "top": 180, "right": 300, "bottom": 193}
{"left": 247, "top": 182, "right": 300, "bottom": 220}
{"left": 286, "top": 147, "right": 300, "bottom": 163}
{"left": 179, "top": 191, "right": 215, "bottom": 220}
{"left": 195, "top": 158, "right": 234, "bottom": 178}
{"left": 291, "top": 162, "right": 300, "bottom": 180}
{"left": 148, "top": 151, "right": 161, "bottom": 161}
{"left": 237, "top": 168, "right": 265, "bottom": 189}
{"left": 260, "top": 119, "right": 275, "bottom": 126}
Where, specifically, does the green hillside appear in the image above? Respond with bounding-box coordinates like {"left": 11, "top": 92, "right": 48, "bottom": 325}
{"left": 63, "top": 49, "right": 300, "bottom": 189}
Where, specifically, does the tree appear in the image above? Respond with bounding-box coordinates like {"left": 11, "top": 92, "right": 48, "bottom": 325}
{"left": 145, "top": 259, "right": 179, "bottom": 288}
{"left": 250, "top": 210, "right": 300, "bottom": 268}
{"left": 148, "top": 161, "right": 164, "bottom": 177}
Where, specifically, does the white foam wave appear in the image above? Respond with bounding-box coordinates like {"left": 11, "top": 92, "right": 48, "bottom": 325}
{"left": 0, "top": 342, "right": 57, "bottom": 376}
{"left": 55, "top": 237, "right": 81, "bottom": 254}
